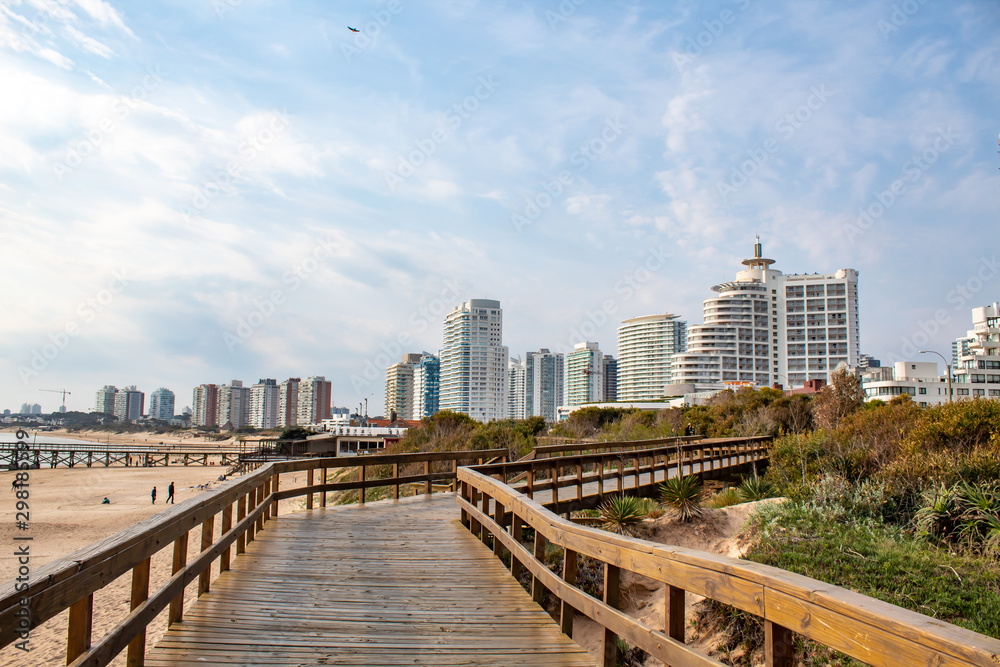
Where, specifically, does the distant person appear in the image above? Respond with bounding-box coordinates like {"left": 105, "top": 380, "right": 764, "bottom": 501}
{"left": 167, "top": 482, "right": 175, "bottom": 504}
{"left": 102, "top": 497, "right": 110, "bottom": 504}
{"left": 151, "top": 486, "right": 156, "bottom": 504}
{"left": 684, "top": 423, "right": 694, "bottom": 436}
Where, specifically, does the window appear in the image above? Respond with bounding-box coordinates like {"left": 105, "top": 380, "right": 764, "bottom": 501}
{"left": 919, "top": 387, "right": 927, "bottom": 394}
{"left": 957, "top": 388, "right": 970, "bottom": 396}
{"left": 974, "top": 389, "right": 985, "bottom": 397}
{"left": 972, "top": 374, "right": 986, "bottom": 383}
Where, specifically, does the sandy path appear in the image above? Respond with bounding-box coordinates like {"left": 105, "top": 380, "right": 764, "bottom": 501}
{"left": 0, "top": 466, "right": 316, "bottom": 666}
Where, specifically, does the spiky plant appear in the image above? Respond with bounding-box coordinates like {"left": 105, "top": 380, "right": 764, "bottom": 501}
{"left": 737, "top": 476, "right": 776, "bottom": 502}
{"left": 915, "top": 483, "right": 963, "bottom": 542}
{"left": 659, "top": 475, "right": 703, "bottom": 522}
{"left": 706, "top": 486, "right": 741, "bottom": 509}
{"left": 598, "top": 495, "right": 647, "bottom": 535}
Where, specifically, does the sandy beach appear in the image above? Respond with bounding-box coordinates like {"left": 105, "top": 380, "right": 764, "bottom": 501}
{"left": 0, "top": 456, "right": 315, "bottom": 666}
{"left": 2, "top": 427, "right": 251, "bottom": 448}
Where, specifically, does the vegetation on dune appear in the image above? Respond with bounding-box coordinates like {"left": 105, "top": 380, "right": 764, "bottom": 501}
{"left": 658, "top": 475, "right": 704, "bottom": 522}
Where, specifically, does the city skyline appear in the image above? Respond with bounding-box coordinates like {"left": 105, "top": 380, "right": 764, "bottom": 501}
{"left": 2, "top": 2, "right": 998, "bottom": 417}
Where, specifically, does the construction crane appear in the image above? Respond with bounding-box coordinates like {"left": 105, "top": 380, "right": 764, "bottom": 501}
{"left": 40, "top": 388, "right": 72, "bottom": 412}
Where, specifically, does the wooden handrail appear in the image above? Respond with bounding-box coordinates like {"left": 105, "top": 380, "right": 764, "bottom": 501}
{"left": 0, "top": 447, "right": 507, "bottom": 666}
{"left": 457, "top": 461, "right": 1000, "bottom": 667}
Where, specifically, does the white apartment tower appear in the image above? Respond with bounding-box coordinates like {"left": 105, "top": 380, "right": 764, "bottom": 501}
{"left": 278, "top": 378, "right": 300, "bottom": 427}
{"left": 670, "top": 238, "right": 860, "bottom": 389}
{"left": 95, "top": 385, "right": 117, "bottom": 415}
{"left": 217, "top": 381, "right": 250, "bottom": 429}
{"left": 954, "top": 302, "right": 1000, "bottom": 394}
{"left": 249, "top": 379, "right": 279, "bottom": 429}
{"left": 617, "top": 314, "right": 687, "bottom": 401}
{"left": 507, "top": 357, "right": 527, "bottom": 420}
{"left": 526, "top": 349, "right": 564, "bottom": 422}
{"left": 566, "top": 342, "right": 603, "bottom": 406}
{"left": 385, "top": 354, "right": 420, "bottom": 419}
{"left": 149, "top": 388, "right": 175, "bottom": 421}
{"left": 297, "top": 376, "right": 332, "bottom": 425}
{"left": 440, "top": 299, "right": 508, "bottom": 422}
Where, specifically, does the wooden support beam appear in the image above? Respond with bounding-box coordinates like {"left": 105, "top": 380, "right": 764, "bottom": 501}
{"left": 168, "top": 532, "right": 188, "bottom": 625}
{"left": 220, "top": 504, "right": 233, "bottom": 573}
{"left": 666, "top": 585, "right": 685, "bottom": 644}
{"left": 66, "top": 593, "right": 93, "bottom": 665}
{"left": 560, "top": 548, "right": 578, "bottom": 637}
{"left": 321, "top": 467, "right": 328, "bottom": 507}
{"left": 602, "top": 563, "right": 620, "bottom": 667}
{"left": 511, "top": 515, "right": 524, "bottom": 581}
{"left": 492, "top": 498, "right": 504, "bottom": 556}
{"left": 532, "top": 531, "right": 547, "bottom": 607}
{"left": 125, "top": 558, "right": 150, "bottom": 667}
{"left": 198, "top": 517, "right": 214, "bottom": 597}
{"left": 765, "top": 620, "right": 794, "bottom": 667}
{"left": 359, "top": 465, "right": 366, "bottom": 505}
{"left": 393, "top": 462, "right": 400, "bottom": 500}
{"left": 236, "top": 495, "right": 247, "bottom": 555}
{"left": 424, "top": 460, "right": 432, "bottom": 495}
{"left": 306, "top": 468, "right": 314, "bottom": 510}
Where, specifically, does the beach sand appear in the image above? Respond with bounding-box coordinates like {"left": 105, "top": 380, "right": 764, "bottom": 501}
{"left": 0, "top": 462, "right": 316, "bottom": 666}
{"left": 3, "top": 427, "right": 250, "bottom": 448}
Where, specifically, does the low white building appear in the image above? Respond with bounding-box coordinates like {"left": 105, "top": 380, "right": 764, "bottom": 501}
{"left": 861, "top": 361, "right": 954, "bottom": 406}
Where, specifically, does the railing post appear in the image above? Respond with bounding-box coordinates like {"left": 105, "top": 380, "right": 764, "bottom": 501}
{"left": 307, "top": 468, "right": 314, "bottom": 510}
{"left": 246, "top": 488, "right": 257, "bottom": 544}
{"left": 527, "top": 468, "right": 534, "bottom": 499}
{"left": 168, "top": 531, "right": 189, "bottom": 625}
{"left": 220, "top": 504, "right": 233, "bottom": 572}
{"left": 633, "top": 455, "right": 640, "bottom": 489}
{"left": 236, "top": 494, "right": 247, "bottom": 555}
{"left": 126, "top": 557, "right": 151, "bottom": 667}
{"left": 532, "top": 531, "right": 547, "bottom": 607}
{"left": 255, "top": 483, "right": 264, "bottom": 533}
{"left": 765, "top": 620, "right": 795, "bottom": 667}
{"left": 359, "top": 465, "right": 366, "bottom": 505}
{"left": 666, "top": 585, "right": 685, "bottom": 644}
{"left": 597, "top": 455, "right": 604, "bottom": 496}
{"left": 321, "top": 467, "right": 328, "bottom": 507}
{"left": 424, "top": 460, "right": 432, "bottom": 495}
{"left": 393, "top": 462, "right": 400, "bottom": 500}
{"left": 272, "top": 472, "right": 279, "bottom": 517}
{"left": 617, "top": 459, "right": 623, "bottom": 493}
{"left": 480, "top": 491, "right": 491, "bottom": 547}
{"left": 511, "top": 514, "right": 524, "bottom": 580}
{"left": 493, "top": 498, "right": 505, "bottom": 556}
{"left": 551, "top": 460, "right": 559, "bottom": 513}
{"left": 66, "top": 593, "right": 93, "bottom": 665}
{"left": 602, "top": 564, "right": 620, "bottom": 667}
{"left": 576, "top": 461, "right": 583, "bottom": 502}
{"left": 560, "top": 549, "right": 578, "bottom": 637}
{"left": 198, "top": 516, "right": 215, "bottom": 597}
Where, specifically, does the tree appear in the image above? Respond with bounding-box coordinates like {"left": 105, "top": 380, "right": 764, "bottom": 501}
{"left": 812, "top": 368, "right": 865, "bottom": 431}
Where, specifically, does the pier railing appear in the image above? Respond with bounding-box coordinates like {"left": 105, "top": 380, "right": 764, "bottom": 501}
{"left": 457, "top": 438, "right": 1000, "bottom": 667}
{"left": 0, "top": 447, "right": 505, "bottom": 666}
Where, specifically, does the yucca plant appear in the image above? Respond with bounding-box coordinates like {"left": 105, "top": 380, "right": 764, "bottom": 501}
{"left": 659, "top": 475, "right": 703, "bottom": 522}
{"left": 915, "top": 483, "right": 963, "bottom": 542}
{"left": 706, "top": 486, "right": 741, "bottom": 509}
{"left": 737, "top": 476, "right": 776, "bottom": 502}
{"left": 598, "top": 495, "right": 647, "bottom": 535}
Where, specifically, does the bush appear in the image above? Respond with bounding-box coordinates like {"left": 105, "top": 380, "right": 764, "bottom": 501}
{"left": 706, "top": 487, "right": 741, "bottom": 509}
{"left": 737, "top": 476, "right": 775, "bottom": 502}
{"left": 599, "top": 495, "right": 648, "bottom": 535}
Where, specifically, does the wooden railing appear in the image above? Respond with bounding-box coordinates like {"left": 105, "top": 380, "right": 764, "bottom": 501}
{"left": 475, "top": 437, "right": 771, "bottom": 514}
{"left": 0, "top": 448, "right": 505, "bottom": 666}
{"left": 457, "top": 447, "right": 1000, "bottom": 667}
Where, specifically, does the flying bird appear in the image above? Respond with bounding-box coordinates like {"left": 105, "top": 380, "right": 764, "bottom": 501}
{"left": 348, "top": 26, "right": 360, "bottom": 32}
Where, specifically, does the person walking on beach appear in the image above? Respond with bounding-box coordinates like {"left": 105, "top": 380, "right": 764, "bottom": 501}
{"left": 167, "top": 482, "right": 174, "bottom": 504}
{"left": 151, "top": 486, "right": 157, "bottom": 504}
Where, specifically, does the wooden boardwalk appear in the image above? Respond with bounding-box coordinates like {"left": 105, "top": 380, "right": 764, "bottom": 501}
{"left": 145, "top": 494, "right": 596, "bottom": 666}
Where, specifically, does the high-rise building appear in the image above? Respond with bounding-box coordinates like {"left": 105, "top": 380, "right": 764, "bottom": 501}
{"left": 192, "top": 384, "right": 219, "bottom": 427}
{"left": 385, "top": 354, "right": 420, "bottom": 419}
{"left": 278, "top": 378, "right": 300, "bottom": 427}
{"left": 954, "top": 302, "right": 1000, "bottom": 392}
{"left": 95, "top": 385, "right": 117, "bottom": 415}
{"left": 566, "top": 342, "right": 603, "bottom": 406}
{"left": 953, "top": 336, "right": 974, "bottom": 370}
{"left": 30, "top": 403, "right": 42, "bottom": 415}
{"left": 440, "top": 299, "right": 508, "bottom": 422}
{"left": 298, "top": 376, "right": 332, "bottom": 425}
{"left": 602, "top": 355, "right": 618, "bottom": 402}
{"left": 526, "top": 349, "right": 564, "bottom": 422}
{"left": 670, "top": 238, "right": 860, "bottom": 390}
{"left": 249, "top": 379, "right": 279, "bottom": 429}
{"left": 617, "top": 314, "right": 687, "bottom": 401}
{"left": 113, "top": 386, "right": 144, "bottom": 422}
{"left": 217, "top": 380, "right": 250, "bottom": 429}
{"left": 18, "top": 403, "right": 30, "bottom": 415}
{"left": 149, "top": 388, "right": 175, "bottom": 420}
{"left": 858, "top": 354, "right": 881, "bottom": 370}
{"left": 507, "top": 357, "right": 527, "bottom": 420}
{"left": 412, "top": 353, "right": 440, "bottom": 419}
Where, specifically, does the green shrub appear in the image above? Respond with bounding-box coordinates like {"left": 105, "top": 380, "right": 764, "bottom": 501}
{"left": 706, "top": 486, "right": 741, "bottom": 509}
{"left": 659, "top": 475, "right": 703, "bottom": 522}
{"left": 738, "top": 476, "right": 776, "bottom": 502}
{"left": 599, "top": 495, "right": 647, "bottom": 535}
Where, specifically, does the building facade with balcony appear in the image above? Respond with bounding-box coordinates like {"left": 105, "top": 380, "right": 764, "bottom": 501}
{"left": 440, "top": 299, "right": 508, "bottom": 422}
{"left": 617, "top": 314, "right": 687, "bottom": 401}
{"left": 566, "top": 342, "right": 603, "bottom": 406}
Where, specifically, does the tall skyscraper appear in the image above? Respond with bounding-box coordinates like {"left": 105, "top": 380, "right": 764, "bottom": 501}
{"left": 249, "top": 379, "right": 279, "bottom": 429}
{"left": 412, "top": 353, "right": 440, "bottom": 419}
{"left": 507, "top": 357, "right": 527, "bottom": 420}
{"left": 602, "top": 355, "right": 618, "bottom": 402}
{"left": 217, "top": 380, "right": 250, "bottom": 429}
{"left": 95, "top": 385, "right": 117, "bottom": 415}
{"left": 566, "top": 342, "right": 603, "bottom": 406}
{"left": 440, "top": 299, "right": 508, "bottom": 422}
{"left": 149, "top": 388, "right": 175, "bottom": 420}
{"left": 278, "top": 378, "right": 300, "bottom": 427}
{"left": 385, "top": 354, "right": 420, "bottom": 419}
{"left": 298, "top": 376, "right": 332, "bottom": 425}
{"left": 526, "top": 349, "right": 564, "bottom": 422}
{"left": 670, "top": 238, "right": 860, "bottom": 389}
{"left": 192, "top": 384, "right": 219, "bottom": 427}
{"left": 953, "top": 336, "right": 973, "bottom": 370}
{"left": 617, "top": 314, "right": 687, "bottom": 401}
{"left": 113, "top": 386, "right": 144, "bottom": 422}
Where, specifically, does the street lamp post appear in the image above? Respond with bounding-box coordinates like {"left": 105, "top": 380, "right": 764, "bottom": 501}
{"left": 919, "top": 350, "right": 952, "bottom": 404}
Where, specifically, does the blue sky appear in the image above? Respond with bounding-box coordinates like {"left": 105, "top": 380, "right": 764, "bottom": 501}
{"left": 2, "top": 0, "right": 998, "bottom": 416}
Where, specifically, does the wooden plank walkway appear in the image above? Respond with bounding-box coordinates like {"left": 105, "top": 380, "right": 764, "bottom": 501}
{"left": 146, "top": 494, "right": 596, "bottom": 666}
